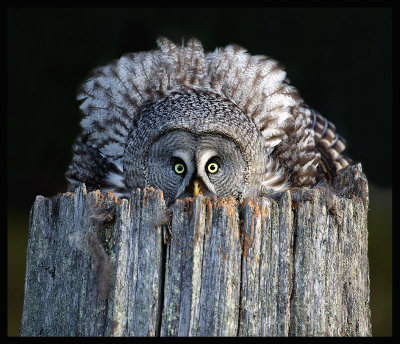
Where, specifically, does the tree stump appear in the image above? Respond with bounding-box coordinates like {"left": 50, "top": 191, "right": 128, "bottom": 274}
{"left": 20, "top": 163, "right": 371, "bottom": 336}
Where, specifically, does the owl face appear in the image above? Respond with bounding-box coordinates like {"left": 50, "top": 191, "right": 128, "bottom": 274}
{"left": 122, "top": 90, "right": 267, "bottom": 206}
{"left": 146, "top": 130, "right": 248, "bottom": 205}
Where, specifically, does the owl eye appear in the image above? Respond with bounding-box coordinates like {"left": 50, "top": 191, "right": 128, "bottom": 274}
{"left": 174, "top": 163, "right": 185, "bottom": 174}
{"left": 207, "top": 162, "right": 219, "bottom": 174}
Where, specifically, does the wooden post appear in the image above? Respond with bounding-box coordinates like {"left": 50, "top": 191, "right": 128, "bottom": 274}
{"left": 20, "top": 163, "right": 371, "bottom": 336}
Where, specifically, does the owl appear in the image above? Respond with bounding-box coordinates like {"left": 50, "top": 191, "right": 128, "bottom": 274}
{"left": 65, "top": 37, "right": 351, "bottom": 206}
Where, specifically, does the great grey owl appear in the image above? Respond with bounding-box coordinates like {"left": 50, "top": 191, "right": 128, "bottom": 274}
{"left": 65, "top": 37, "right": 351, "bottom": 206}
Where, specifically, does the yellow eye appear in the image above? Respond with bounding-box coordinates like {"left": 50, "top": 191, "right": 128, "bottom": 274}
{"left": 207, "top": 162, "right": 219, "bottom": 174}
{"left": 174, "top": 163, "right": 185, "bottom": 174}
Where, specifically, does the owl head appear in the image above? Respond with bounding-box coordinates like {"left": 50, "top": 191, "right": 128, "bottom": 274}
{"left": 66, "top": 37, "right": 349, "bottom": 206}
{"left": 123, "top": 90, "right": 266, "bottom": 205}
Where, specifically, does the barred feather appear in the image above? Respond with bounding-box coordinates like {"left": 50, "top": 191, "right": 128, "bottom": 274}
{"left": 309, "top": 109, "right": 352, "bottom": 181}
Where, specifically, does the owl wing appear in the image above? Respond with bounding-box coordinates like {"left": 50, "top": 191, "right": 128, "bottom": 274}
{"left": 267, "top": 103, "right": 351, "bottom": 191}
{"left": 65, "top": 135, "right": 128, "bottom": 196}
{"left": 309, "top": 109, "right": 352, "bottom": 182}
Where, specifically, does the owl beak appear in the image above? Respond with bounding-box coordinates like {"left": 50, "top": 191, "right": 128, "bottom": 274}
{"left": 193, "top": 179, "right": 202, "bottom": 197}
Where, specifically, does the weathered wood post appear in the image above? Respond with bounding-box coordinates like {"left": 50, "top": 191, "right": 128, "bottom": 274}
{"left": 20, "top": 163, "right": 371, "bottom": 336}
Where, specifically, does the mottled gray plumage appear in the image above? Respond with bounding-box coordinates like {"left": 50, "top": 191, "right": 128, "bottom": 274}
{"left": 65, "top": 37, "right": 351, "bottom": 205}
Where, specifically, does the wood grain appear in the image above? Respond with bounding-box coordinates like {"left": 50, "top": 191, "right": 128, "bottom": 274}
{"left": 20, "top": 164, "right": 370, "bottom": 336}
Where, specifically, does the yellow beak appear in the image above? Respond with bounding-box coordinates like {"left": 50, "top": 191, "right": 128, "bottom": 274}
{"left": 193, "top": 179, "right": 202, "bottom": 197}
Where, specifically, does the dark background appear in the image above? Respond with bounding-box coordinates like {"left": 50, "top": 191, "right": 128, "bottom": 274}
{"left": 7, "top": 7, "right": 392, "bottom": 336}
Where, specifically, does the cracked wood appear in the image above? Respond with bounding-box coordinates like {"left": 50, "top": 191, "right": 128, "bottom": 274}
{"left": 20, "top": 164, "right": 371, "bottom": 336}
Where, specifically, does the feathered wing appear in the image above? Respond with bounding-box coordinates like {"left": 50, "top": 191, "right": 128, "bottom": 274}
{"left": 308, "top": 109, "right": 352, "bottom": 182}
{"left": 65, "top": 37, "right": 350, "bottom": 195}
